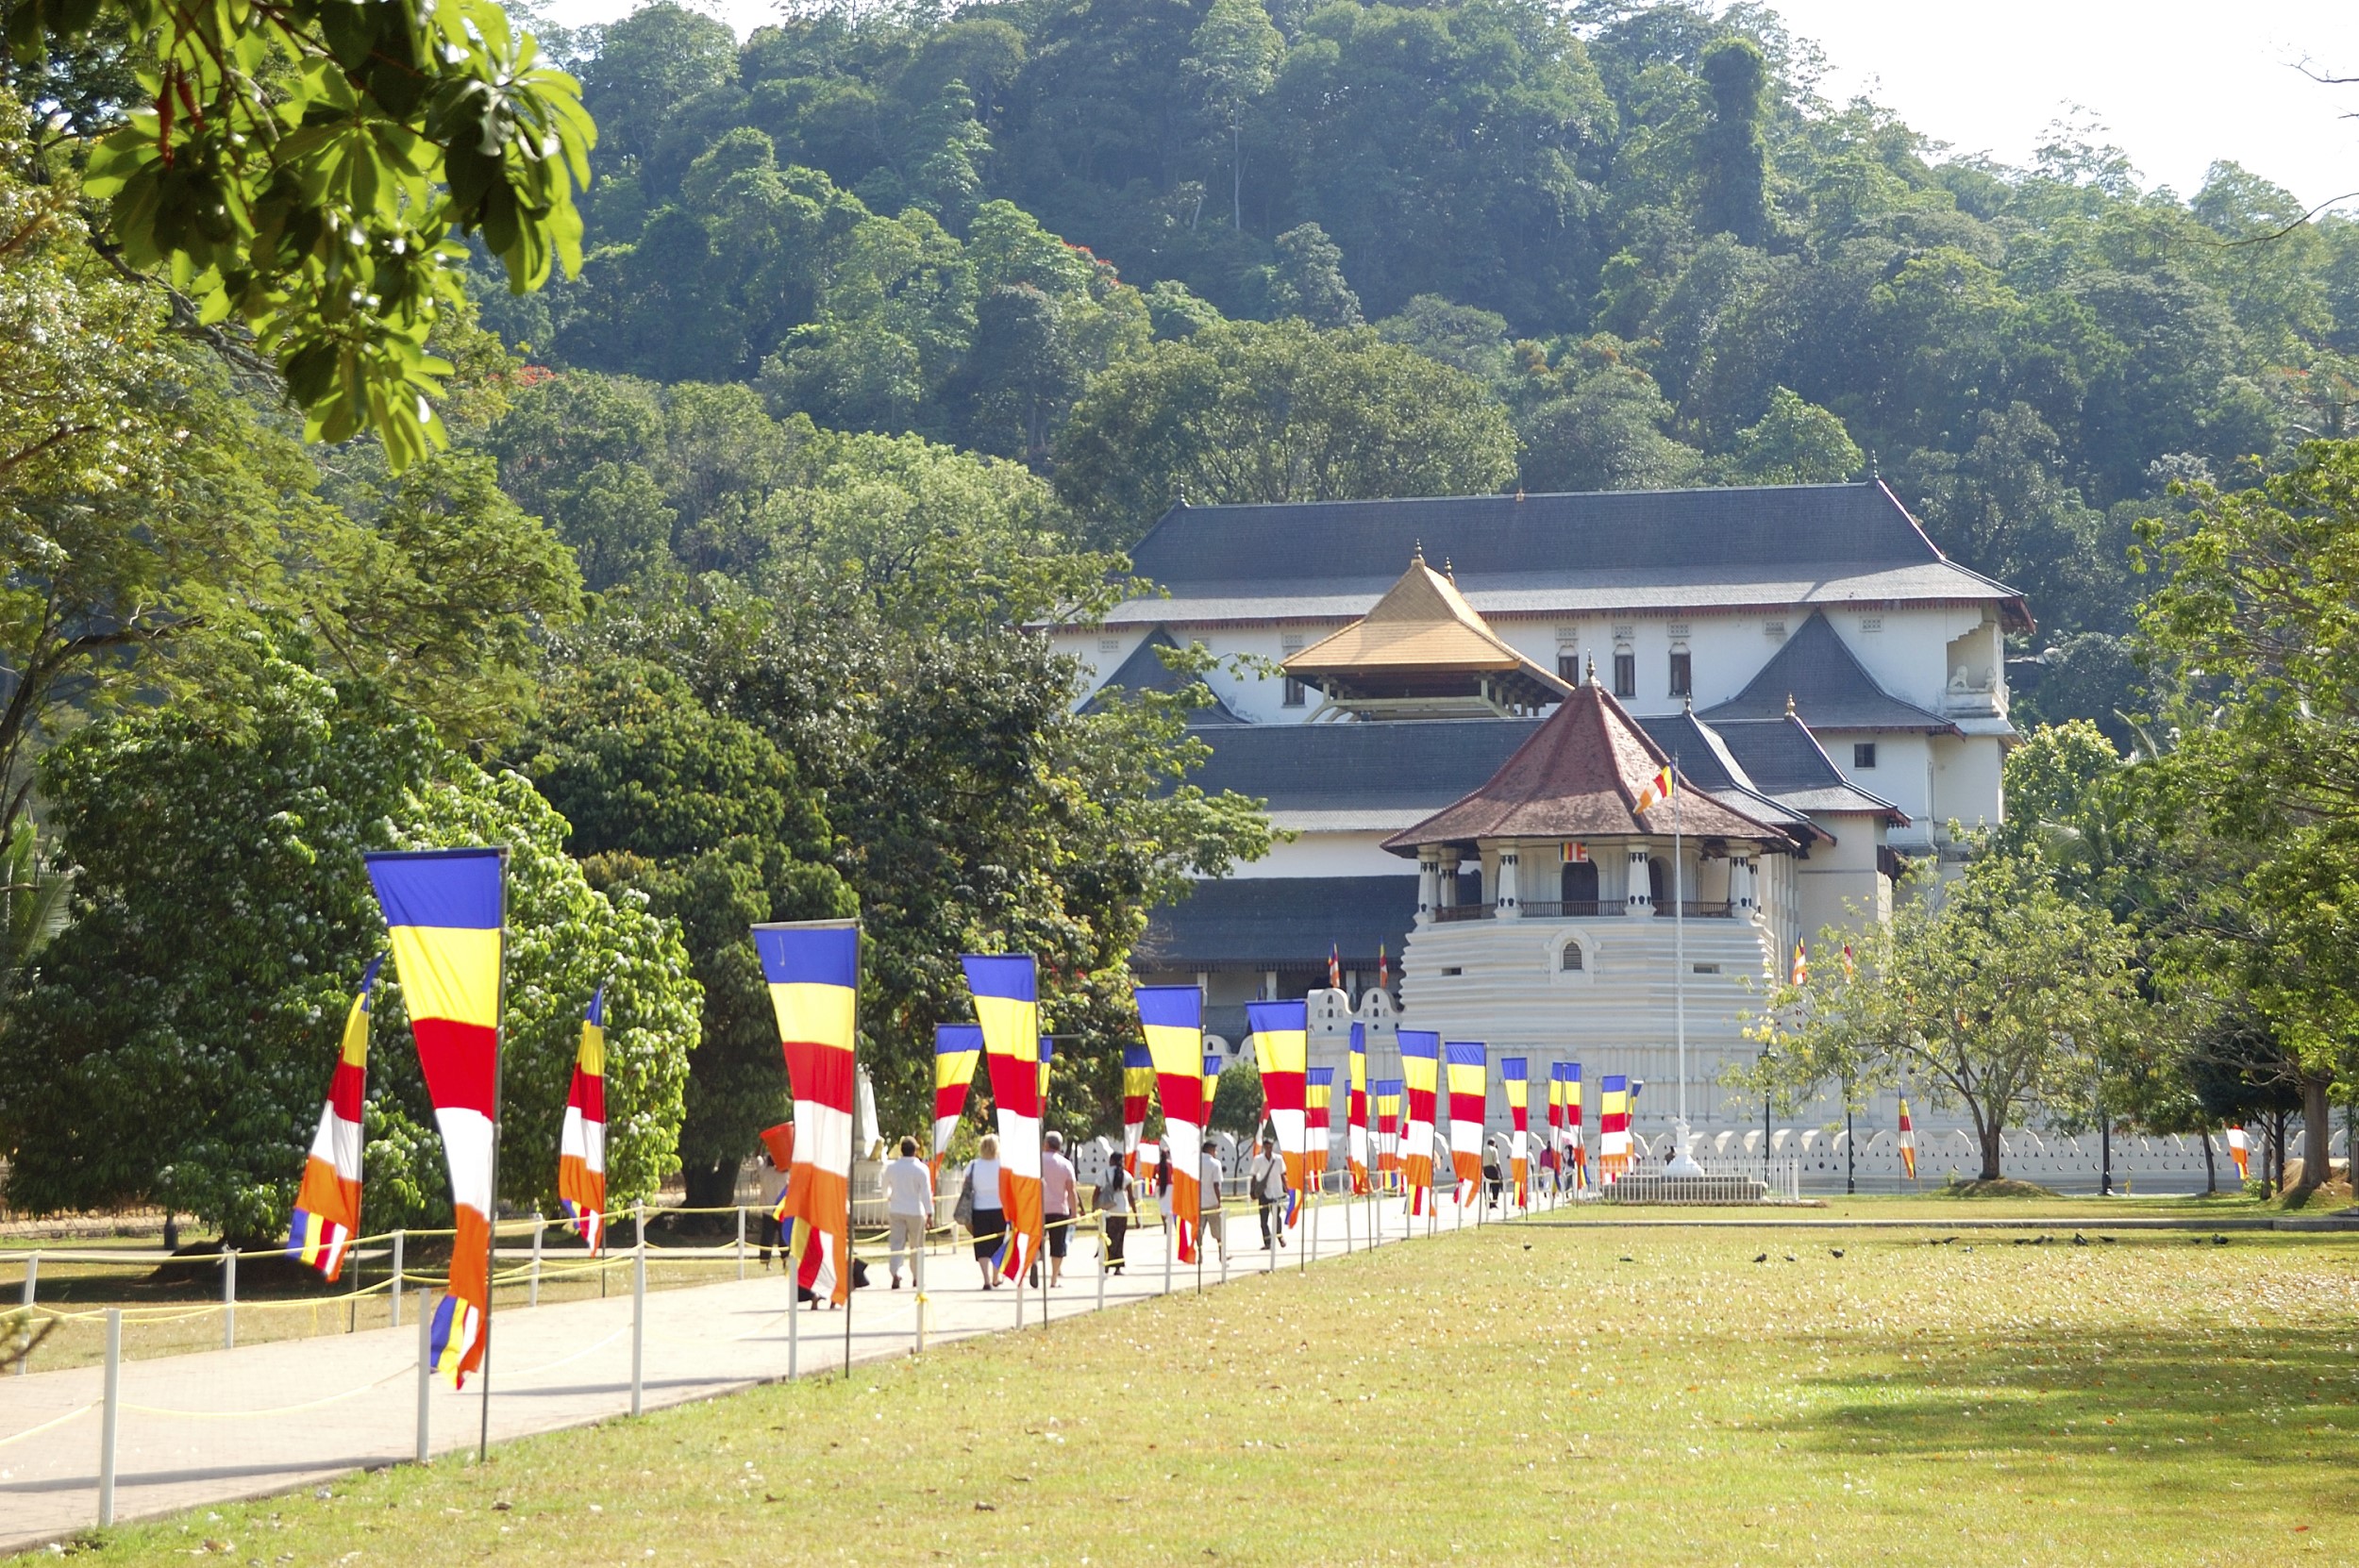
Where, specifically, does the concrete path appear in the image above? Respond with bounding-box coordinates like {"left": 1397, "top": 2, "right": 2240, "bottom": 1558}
{"left": 1, "top": 1186, "right": 1483, "bottom": 1554}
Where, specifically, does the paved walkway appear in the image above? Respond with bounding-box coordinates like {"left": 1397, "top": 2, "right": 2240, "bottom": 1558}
{"left": 1, "top": 1187, "right": 1486, "bottom": 1553}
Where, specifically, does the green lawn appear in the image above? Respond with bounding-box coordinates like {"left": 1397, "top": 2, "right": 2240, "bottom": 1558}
{"left": 53, "top": 1219, "right": 2359, "bottom": 1566}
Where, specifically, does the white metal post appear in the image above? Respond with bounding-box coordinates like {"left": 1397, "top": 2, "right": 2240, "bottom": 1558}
{"left": 222, "top": 1248, "right": 237, "bottom": 1349}
{"left": 914, "top": 1235, "right": 929, "bottom": 1355}
{"left": 97, "top": 1309, "right": 121, "bottom": 1527}
{"left": 1095, "top": 1213, "right": 1106, "bottom": 1313}
{"left": 529, "top": 1213, "right": 544, "bottom": 1309}
{"left": 15, "top": 1251, "right": 33, "bottom": 1376}
{"left": 630, "top": 1223, "right": 646, "bottom": 1418}
{"left": 736, "top": 1206, "right": 746, "bottom": 1281}
{"left": 415, "top": 1290, "right": 433, "bottom": 1464}
{"left": 390, "top": 1230, "right": 405, "bottom": 1328}
{"left": 788, "top": 1283, "right": 799, "bottom": 1380}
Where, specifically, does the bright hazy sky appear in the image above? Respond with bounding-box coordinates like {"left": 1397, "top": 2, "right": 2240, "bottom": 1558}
{"left": 541, "top": 0, "right": 2359, "bottom": 212}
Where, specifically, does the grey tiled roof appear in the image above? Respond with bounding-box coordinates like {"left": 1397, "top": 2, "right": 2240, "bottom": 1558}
{"left": 1137, "top": 876, "right": 1421, "bottom": 972}
{"left": 1116, "top": 481, "right": 2030, "bottom": 628}
{"left": 1698, "top": 610, "right": 1953, "bottom": 733}
{"left": 1189, "top": 717, "right": 1544, "bottom": 813}
{"left": 1702, "top": 715, "right": 1908, "bottom": 821}
{"left": 1080, "top": 628, "right": 1246, "bottom": 725}
{"left": 1635, "top": 711, "right": 1825, "bottom": 838}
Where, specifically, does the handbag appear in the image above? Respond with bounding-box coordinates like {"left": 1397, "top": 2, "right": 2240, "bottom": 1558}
{"left": 952, "top": 1168, "right": 976, "bottom": 1230}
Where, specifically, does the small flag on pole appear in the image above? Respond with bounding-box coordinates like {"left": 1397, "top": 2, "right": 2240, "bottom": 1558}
{"left": 1634, "top": 764, "right": 1675, "bottom": 814}
{"left": 557, "top": 984, "right": 610, "bottom": 1253}
{"left": 1791, "top": 938, "right": 1809, "bottom": 986}
{"left": 1203, "top": 1052, "right": 1224, "bottom": 1119}
{"left": 1121, "top": 1037, "right": 1154, "bottom": 1178}
{"left": 1898, "top": 1097, "right": 1917, "bottom": 1181}
{"left": 1378, "top": 944, "right": 1389, "bottom": 993}
{"left": 932, "top": 1025, "right": 982, "bottom": 1176}
{"left": 289, "top": 956, "right": 383, "bottom": 1281}
{"left": 2227, "top": 1125, "right": 2250, "bottom": 1180}
{"left": 1328, "top": 942, "right": 1342, "bottom": 991}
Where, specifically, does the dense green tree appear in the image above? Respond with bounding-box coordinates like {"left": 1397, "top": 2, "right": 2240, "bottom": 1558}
{"left": 1711, "top": 387, "right": 1862, "bottom": 484}
{"left": 1744, "top": 853, "right": 2146, "bottom": 1182}
{"left": 11, "top": 0, "right": 593, "bottom": 464}
{"left": 0, "top": 637, "right": 698, "bottom": 1238}
{"left": 1053, "top": 320, "right": 1517, "bottom": 545}
{"left": 1265, "top": 222, "right": 1363, "bottom": 328}
{"left": 1184, "top": 0, "right": 1283, "bottom": 231}
{"left": 1695, "top": 36, "right": 1769, "bottom": 244}
{"left": 516, "top": 652, "right": 852, "bottom": 1209}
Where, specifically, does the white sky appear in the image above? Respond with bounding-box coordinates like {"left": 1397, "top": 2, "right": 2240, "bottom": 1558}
{"left": 538, "top": 0, "right": 2359, "bottom": 212}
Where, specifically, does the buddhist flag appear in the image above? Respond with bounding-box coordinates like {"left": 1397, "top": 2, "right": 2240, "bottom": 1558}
{"left": 1598, "top": 1074, "right": 1631, "bottom": 1181}
{"left": 1121, "top": 1038, "right": 1155, "bottom": 1176}
{"left": 2227, "top": 1125, "right": 2250, "bottom": 1179}
{"left": 1038, "top": 1033, "right": 1053, "bottom": 1109}
{"left": 1203, "top": 1053, "right": 1224, "bottom": 1120}
{"left": 1398, "top": 1030, "right": 1440, "bottom": 1216}
{"left": 1306, "top": 1068, "right": 1334, "bottom": 1187}
{"left": 1378, "top": 944, "right": 1389, "bottom": 993}
{"left": 557, "top": 985, "right": 609, "bottom": 1254}
{"left": 1503, "top": 1057, "right": 1530, "bottom": 1208}
{"left": 1564, "top": 1063, "right": 1587, "bottom": 1191}
{"left": 1135, "top": 985, "right": 1204, "bottom": 1265}
{"left": 1791, "top": 938, "right": 1809, "bottom": 986}
{"left": 963, "top": 955, "right": 1044, "bottom": 1281}
{"left": 1635, "top": 764, "right": 1675, "bottom": 815}
{"left": 1246, "top": 1001, "right": 1310, "bottom": 1225}
{"left": 1898, "top": 1097, "right": 1917, "bottom": 1181}
{"left": 1329, "top": 942, "right": 1342, "bottom": 990}
{"left": 1346, "top": 1022, "right": 1370, "bottom": 1195}
{"left": 1445, "top": 1042, "right": 1487, "bottom": 1203}
{"left": 931, "top": 1024, "right": 982, "bottom": 1175}
{"left": 1840, "top": 942, "right": 1856, "bottom": 979}
{"left": 756, "top": 920, "right": 860, "bottom": 1306}
{"left": 1545, "top": 1061, "right": 1565, "bottom": 1176}
{"left": 364, "top": 848, "right": 503, "bottom": 1389}
{"left": 1374, "top": 1079, "right": 1403, "bottom": 1189}
{"left": 288, "top": 956, "right": 383, "bottom": 1281}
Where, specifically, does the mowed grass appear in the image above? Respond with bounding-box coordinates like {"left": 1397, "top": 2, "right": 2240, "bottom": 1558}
{"left": 61, "top": 1220, "right": 2359, "bottom": 1566}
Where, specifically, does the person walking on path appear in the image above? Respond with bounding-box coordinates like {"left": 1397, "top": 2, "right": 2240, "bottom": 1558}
{"left": 1198, "top": 1140, "right": 1228, "bottom": 1261}
{"left": 1153, "top": 1138, "right": 1175, "bottom": 1240}
{"left": 1096, "top": 1153, "right": 1132, "bottom": 1274}
{"left": 881, "top": 1135, "right": 934, "bottom": 1290}
{"left": 1040, "top": 1131, "right": 1079, "bottom": 1287}
{"left": 956, "top": 1134, "right": 1007, "bottom": 1289}
{"left": 1251, "top": 1137, "right": 1288, "bottom": 1250}
{"left": 1482, "top": 1153, "right": 1503, "bottom": 1211}
{"left": 757, "top": 1146, "right": 787, "bottom": 1267}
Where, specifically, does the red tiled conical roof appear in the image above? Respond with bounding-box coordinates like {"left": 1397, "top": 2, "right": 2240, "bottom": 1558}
{"left": 1381, "top": 679, "right": 1790, "bottom": 854}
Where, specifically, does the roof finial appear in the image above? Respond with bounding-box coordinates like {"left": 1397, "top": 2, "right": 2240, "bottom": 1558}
{"left": 1444, "top": 555, "right": 1456, "bottom": 583}
{"left": 1683, "top": 693, "right": 1694, "bottom": 713}
{"left": 1868, "top": 450, "right": 1879, "bottom": 480}
{"left": 1785, "top": 692, "right": 1797, "bottom": 717}
{"left": 1585, "top": 653, "right": 1598, "bottom": 687}
{"left": 1411, "top": 538, "right": 1425, "bottom": 566}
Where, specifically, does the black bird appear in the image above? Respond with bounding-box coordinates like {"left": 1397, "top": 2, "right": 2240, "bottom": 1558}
{"left": 1753, "top": 1252, "right": 1768, "bottom": 1263}
{"left": 2072, "top": 1232, "right": 2088, "bottom": 1246}
{"left": 1831, "top": 1248, "right": 1845, "bottom": 1258}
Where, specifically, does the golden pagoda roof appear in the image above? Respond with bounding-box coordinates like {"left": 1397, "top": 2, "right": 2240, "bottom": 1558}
{"left": 1282, "top": 552, "right": 1554, "bottom": 679}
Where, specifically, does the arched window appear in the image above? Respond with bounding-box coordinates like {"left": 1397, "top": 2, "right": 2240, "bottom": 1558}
{"left": 1560, "top": 859, "right": 1598, "bottom": 909}
{"left": 1560, "top": 943, "right": 1585, "bottom": 972}
{"left": 1648, "top": 857, "right": 1667, "bottom": 908}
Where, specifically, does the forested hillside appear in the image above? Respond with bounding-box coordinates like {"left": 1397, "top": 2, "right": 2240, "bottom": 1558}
{"left": 474, "top": 0, "right": 2359, "bottom": 736}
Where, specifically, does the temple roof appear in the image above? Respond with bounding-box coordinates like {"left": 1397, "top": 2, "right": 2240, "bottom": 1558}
{"left": 1111, "top": 481, "right": 2033, "bottom": 632}
{"left": 1280, "top": 554, "right": 1570, "bottom": 713}
{"left": 1080, "top": 628, "right": 1246, "bottom": 725}
{"left": 1698, "top": 715, "right": 1910, "bottom": 821}
{"left": 1381, "top": 680, "right": 1794, "bottom": 854}
{"left": 1698, "top": 609, "right": 1955, "bottom": 733}
{"left": 1136, "top": 875, "right": 1419, "bottom": 974}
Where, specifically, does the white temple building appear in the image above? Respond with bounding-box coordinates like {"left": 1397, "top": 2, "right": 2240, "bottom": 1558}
{"left": 1050, "top": 483, "right": 2239, "bottom": 1186}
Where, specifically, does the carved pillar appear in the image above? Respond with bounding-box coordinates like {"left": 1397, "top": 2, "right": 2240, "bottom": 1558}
{"left": 1497, "top": 846, "right": 1521, "bottom": 919}
{"left": 1627, "top": 844, "right": 1654, "bottom": 915}
{"left": 1732, "top": 854, "right": 1757, "bottom": 919}
{"left": 1417, "top": 850, "right": 1441, "bottom": 919}
{"left": 1438, "top": 850, "right": 1462, "bottom": 908}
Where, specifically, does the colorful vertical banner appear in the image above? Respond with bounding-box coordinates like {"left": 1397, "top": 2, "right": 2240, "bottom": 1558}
{"left": 288, "top": 956, "right": 384, "bottom": 1281}
{"left": 557, "top": 984, "right": 610, "bottom": 1254}
{"left": 1444, "top": 1042, "right": 1487, "bottom": 1204}
{"left": 1398, "top": 1031, "right": 1440, "bottom": 1216}
{"left": 1246, "top": 1000, "right": 1310, "bottom": 1225}
{"left": 1134, "top": 986, "right": 1205, "bottom": 1265}
{"left": 1374, "top": 1079, "right": 1403, "bottom": 1190}
{"left": 1202, "top": 1053, "right": 1224, "bottom": 1121}
{"left": 1305, "top": 1068, "right": 1334, "bottom": 1189}
{"left": 1502, "top": 1056, "right": 1529, "bottom": 1208}
{"left": 1898, "top": 1098, "right": 1916, "bottom": 1181}
{"left": 1598, "top": 1073, "right": 1631, "bottom": 1181}
{"left": 755, "top": 920, "right": 860, "bottom": 1307}
{"left": 962, "top": 955, "right": 1044, "bottom": 1281}
{"left": 1121, "top": 1039, "right": 1154, "bottom": 1176}
{"left": 1545, "top": 1062, "right": 1565, "bottom": 1183}
{"left": 931, "top": 1024, "right": 982, "bottom": 1176}
{"left": 1564, "top": 1063, "right": 1588, "bottom": 1191}
{"left": 363, "top": 848, "right": 504, "bottom": 1389}
{"left": 1346, "top": 1023, "right": 1370, "bottom": 1195}
{"left": 1038, "top": 1034, "right": 1053, "bottom": 1110}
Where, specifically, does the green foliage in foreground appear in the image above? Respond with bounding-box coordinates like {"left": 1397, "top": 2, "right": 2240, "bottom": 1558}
{"left": 0, "top": 638, "right": 699, "bottom": 1240}
{"left": 82, "top": 1224, "right": 2359, "bottom": 1566}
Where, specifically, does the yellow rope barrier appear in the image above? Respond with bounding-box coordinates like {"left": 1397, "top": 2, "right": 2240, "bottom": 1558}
{"left": 116, "top": 1363, "right": 413, "bottom": 1421}
{"left": 0, "top": 1401, "right": 95, "bottom": 1448}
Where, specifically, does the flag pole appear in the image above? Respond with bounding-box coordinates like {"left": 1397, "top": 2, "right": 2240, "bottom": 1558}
{"left": 1665, "top": 755, "right": 1702, "bottom": 1179}
{"left": 844, "top": 925, "right": 861, "bottom": 1380}
{"left": 480, "top": 844, "right": 510, "bottom": 1464}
